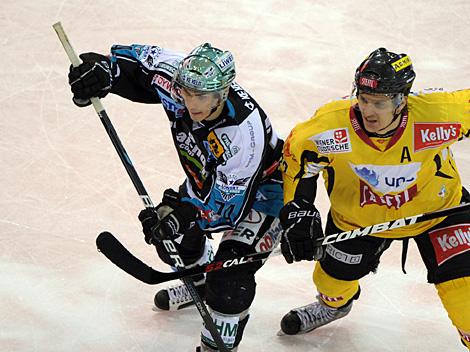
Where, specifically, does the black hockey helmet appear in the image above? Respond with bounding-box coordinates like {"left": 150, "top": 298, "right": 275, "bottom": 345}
{"left": 354, "top": 48, "right": 416, "bottom": 96}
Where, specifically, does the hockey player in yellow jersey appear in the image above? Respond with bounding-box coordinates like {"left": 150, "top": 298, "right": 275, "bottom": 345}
{"left": 278, "top": 47, "right": 470, "bottom": 349}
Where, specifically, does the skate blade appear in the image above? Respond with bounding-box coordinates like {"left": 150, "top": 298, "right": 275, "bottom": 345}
{"left": 277, "top": 328, "right": 314, "bottom": 336}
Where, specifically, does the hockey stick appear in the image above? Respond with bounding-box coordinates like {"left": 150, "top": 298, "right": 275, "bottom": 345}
{"left": 96, "top": 202, "right": 470, "bottom": 285}
{"left": 97, "top": 230, "right": 282, "bottom": 284}
{"left": 52, "top": 22, "right": 230, "bottom": 352}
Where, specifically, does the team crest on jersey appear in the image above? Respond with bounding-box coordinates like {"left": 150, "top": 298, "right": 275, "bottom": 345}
{"left": 413, "top": 122, "right": 461, "bottom": 152}
{"left": 429, "top": 224, "right": 470, "bottom": 266}
{"left": 310, "top": 128, "right": 352, "bottom": 154}
{"left": 216, "top": 171, "right": 249, "bottom": 201}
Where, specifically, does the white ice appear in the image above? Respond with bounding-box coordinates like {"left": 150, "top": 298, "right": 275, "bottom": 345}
{"left": 1, "top": 0, "right": 469, "bottom": 351}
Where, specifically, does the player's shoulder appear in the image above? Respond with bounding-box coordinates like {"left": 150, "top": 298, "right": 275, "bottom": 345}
{"left": 314, "top": 95, "right": 352, "bottom": 118}
{"left": 226, "top": 82, "right": 265, "bottom": 124}
{"left": 112, "top": 44, "right": 184, "bottom": 73}
{"left": 408, "top": 88, "right": 470, "bottom": 105}
{"left": 292, "top": 96, "right": 351, "bottom": 135}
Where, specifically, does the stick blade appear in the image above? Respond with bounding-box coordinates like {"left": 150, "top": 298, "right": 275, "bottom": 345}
{"left": 96, "top": 231, "right": 157, "bottom": 284}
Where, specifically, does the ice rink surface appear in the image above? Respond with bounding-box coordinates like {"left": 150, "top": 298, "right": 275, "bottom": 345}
{"left": 1, "top": 0, "right": 469, "bottom": 351}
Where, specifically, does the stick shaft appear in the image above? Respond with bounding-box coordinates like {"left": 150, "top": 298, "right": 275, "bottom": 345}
{"left": 318, "top": 202, "right": 470, "bottom": 245}
{"left": 52, "top": 22, "right": 153, "bottom": 208}
{"left": 97, "top": 202, "right": 470, "bottom": 285}
{"left": 53, "top": 22, "right": 229, "bottom": 352}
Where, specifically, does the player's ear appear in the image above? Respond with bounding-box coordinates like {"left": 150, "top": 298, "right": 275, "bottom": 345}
{"left": 220, "top": 87, "right": 230, "bottom": 101}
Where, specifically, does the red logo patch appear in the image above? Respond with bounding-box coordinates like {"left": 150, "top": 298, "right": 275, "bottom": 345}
{"left": 152, "top": 74, "right": 172, "bottom": 91}
{"left": 359, "top": 180, "right": 417, "bottom": 209}
{"left": 334, "top": 129, "right": 348, "bottom": 143}
{"left": 358, "top": 77, "right": 378, "bottom": 88}
{"left": 413, "top": 122, "right": 461, "bottom": 152}
{"left": 429, "top": 224, "right": 470, "bottom": 266}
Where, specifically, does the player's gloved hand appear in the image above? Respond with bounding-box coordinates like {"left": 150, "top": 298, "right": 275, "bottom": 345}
{"left": 279, "top": 198, "right": 324, "bottom": 263}
{"left": 68, "top": 52, "right": 112, "bottom": 107}
{"left": 138, "top": 189, "right": 200, "bottom": 244}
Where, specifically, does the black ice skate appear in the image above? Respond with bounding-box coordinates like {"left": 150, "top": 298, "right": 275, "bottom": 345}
{"left": 279, "top": 298, "right": 352, "bottom": 335}
{"left": 195, "top": 343, "right": 238, "bottom": 351}
{"left": 153, "top": 275, "right": 205, "bottom": 311}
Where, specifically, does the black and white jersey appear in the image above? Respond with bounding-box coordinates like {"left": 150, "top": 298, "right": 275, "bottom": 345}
{"left": 108, "top": 44, "right": 283, "bottom": 231}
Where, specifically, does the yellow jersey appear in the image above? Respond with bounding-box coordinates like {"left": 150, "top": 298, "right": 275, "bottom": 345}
{"left": 282, "top": 89, "right": 470, "bottom": 238}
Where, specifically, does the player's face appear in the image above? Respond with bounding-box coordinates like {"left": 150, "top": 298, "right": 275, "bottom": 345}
{"left": 357, "top": 93, "right": 404, "bottom": 134}
{"left": 180, "top": 87, "right": 220, "bottom": 122}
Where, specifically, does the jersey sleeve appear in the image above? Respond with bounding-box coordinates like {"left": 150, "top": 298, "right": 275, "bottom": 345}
{"left": 189, "top": 109, "right": 267, "bottom": 232}
{"left": 108, "top": 44, "right": 183, "bottom": 104}
{"left": 454, "top": 89, "right": 470, "bottom": 139}
{"left": 418, "top": 88, "right": 470, "bottom": 139}
{"left": 281, "top": 112, "right": 331, "bottom": 204}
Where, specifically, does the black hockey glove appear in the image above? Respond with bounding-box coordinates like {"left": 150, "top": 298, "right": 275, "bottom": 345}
{"left": 138, "top": 189, "right": 200, "bottom": 244}
{"left": 279, "top": 198, "right": 324, "bottom": 263}
{"left": 68, "top": 52, "right": 112, "bottom": 107}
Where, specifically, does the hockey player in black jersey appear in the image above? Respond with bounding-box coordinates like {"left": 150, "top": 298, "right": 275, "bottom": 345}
{"left": 68, "top": 43, "right": 284, "bottom": 351}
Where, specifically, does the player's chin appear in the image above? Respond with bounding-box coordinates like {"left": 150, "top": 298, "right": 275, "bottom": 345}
{"left": 364, "top": 120, "right": 380, "bottom": 132}
{"left": 189, "top": 112, "right": 206, "bottom": 121}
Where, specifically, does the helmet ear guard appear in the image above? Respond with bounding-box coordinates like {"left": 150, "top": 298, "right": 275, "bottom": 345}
{"left": 354, "top": 47, "right": 416, "bottom": 97}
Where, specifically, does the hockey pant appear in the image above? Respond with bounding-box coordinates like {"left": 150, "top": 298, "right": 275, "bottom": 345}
{"left": 155, "top": 209, "right": 282, "bottom": 350}
{"left": 313, "top": 208, "right": 470, "bottom": 349}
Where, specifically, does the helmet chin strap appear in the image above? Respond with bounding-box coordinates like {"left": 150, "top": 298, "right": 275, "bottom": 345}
{"left": 376, "top": 94, "right": 404, "bottom": 134}
{"left": 208, "top": 100, "right": 221, "bottom": 117}
{"left": 377, "top": 110, "right": 400, "bottom": 133}
{"left": 199, "top": 99, "right": 221, "bottom": 121}
{"left": 200, "top": 90, "right": 227, "bottom": 121}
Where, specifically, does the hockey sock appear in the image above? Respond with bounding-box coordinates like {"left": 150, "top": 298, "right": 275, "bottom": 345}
{"left": 436, "top": 276, "right": 470, "bottom": 349}
{"left": 313, "top": 262, "right": 360, "bottom": 309}
{"left": 201, "top": 309, "right": 249, "bottom": 350}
